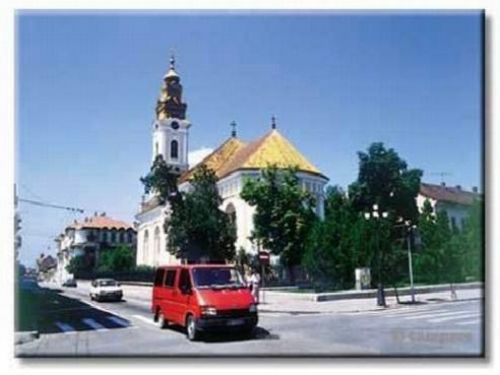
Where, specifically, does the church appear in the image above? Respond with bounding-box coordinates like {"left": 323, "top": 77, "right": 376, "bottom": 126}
{"left": 135, "top": 57, "right": 329, "bottom": 267}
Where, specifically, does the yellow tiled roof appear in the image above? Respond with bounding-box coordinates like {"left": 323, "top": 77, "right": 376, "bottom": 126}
{"left": 180, "top": 129, "right": 326, "bottom": 183}
{"left": 179, "top": 137, "right": 247, "bottom": 182}
{"left": 219, "top": 130, "right": 325, "bottom": 179}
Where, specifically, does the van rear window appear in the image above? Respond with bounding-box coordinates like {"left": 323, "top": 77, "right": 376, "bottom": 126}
{"left": 164, "top": 270, "right": 176, "bottom": 287}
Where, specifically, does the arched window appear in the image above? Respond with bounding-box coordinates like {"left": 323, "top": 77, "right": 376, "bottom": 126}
{"left": 170, "top": 140, "right": 178, "bottom": 159}
{"left": 143, "top": 230, "right": 149, "bottom": 264}
{"left": 154, "top": 227, "right": 161, "bottom": 266}
{"left": 225, "top": 203, "right": 237, "bottom": 225}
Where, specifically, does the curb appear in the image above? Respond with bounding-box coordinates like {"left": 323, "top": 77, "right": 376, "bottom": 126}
{"left": 15, "top": 331, "right": 39, "bottom": 345}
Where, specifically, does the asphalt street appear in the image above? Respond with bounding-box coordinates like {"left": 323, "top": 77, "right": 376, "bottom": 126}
{"left": 15, "top": 284, "right": 483, "bottom": 357}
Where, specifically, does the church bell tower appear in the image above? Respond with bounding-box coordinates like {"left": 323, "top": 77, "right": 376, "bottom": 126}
{"left": 152, "top": 55, "right": 190, "bottom": 174}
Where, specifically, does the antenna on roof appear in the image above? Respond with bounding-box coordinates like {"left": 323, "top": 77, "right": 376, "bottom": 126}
{"left": 429, "top": 172, "right": 452, "bottom": 185}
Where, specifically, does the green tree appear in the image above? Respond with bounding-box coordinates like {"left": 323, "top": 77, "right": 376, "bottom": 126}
{"left": 303, "top": 186, "right": 360, "bottom": 290}
{"left": 241, "top": 166, "right": 316, "bottom": 283}
{"left": 66, "top": 255, "right": 91, "bottom": 275}
{"left": 348, "top": 143, "right": 423, "bottom": 300}
{"left": 98, "top": 245, "right": 135, "bottom": 272}
{"left": 140, "top": 155, "right": 179, "bottom": 203}
{"left": 166, "top": 165, "right": 236, "bottom": 262}
{"left": 461, "top": 200, "right": 483, "bottom": 281}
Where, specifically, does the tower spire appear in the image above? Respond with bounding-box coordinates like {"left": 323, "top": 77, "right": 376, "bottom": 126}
{"left": 230, "top": 121, "right": 237, "bottom": 138}
{"left": 169, "top": 54, "right": 175, "bottom": 70}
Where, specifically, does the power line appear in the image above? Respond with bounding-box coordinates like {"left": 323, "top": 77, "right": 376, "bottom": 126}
{"left": 18, "top": 198, "right": 84, "bottom": 213}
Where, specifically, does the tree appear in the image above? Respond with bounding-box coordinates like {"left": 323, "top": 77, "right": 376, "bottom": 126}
{"left": 303, "top": 186, "right": 360, "bottom": 290}
{"left": 140, "top": 155, "right": 179, "bottom": 203}
{"left": 461, "top": 199, "right": 483, "bottom": 281}
{"left": 348, "top": 143, "right": 423, "bottom": 303}
{"left": 66, "top": 255, "right": 91, "bottom": 275}
{"left": 98, "top": 245, "right": 135, "bottom": 272}
{"left": 166, "top": 165, "right": 236, "bottom": 262}
{"left": 241, "top": 166, "right": 316, "bottom": 283}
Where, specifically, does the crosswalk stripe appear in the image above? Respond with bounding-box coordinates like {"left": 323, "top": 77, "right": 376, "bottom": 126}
{"left": 132, "top": 314, "right": 156, "bottom": 326}
{"left": 382, "top": 308, "right": 452, "bottom": 317}
{"left": 403, "top": 310, "right": 478, "bottom": 320}
{"left": 82, "top": 318, "right": 107, "bottom": 330}
{"left": 427, "top": 313, "right": 480, "bottom": 323}
{"left": 55, "top": 321, "right": 75, "bottom": 333}
{"left": 106, "top": 316, "right": 130, "bottom": 327}
{"left": 456, "top": 319, "right": 481, "bottom": 326}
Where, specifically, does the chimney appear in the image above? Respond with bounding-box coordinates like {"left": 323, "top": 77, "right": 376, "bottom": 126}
{"left": 472, "top": 186, "right": 478, "bottom": 193}
{"left": 456, "top": 185, "right": 461, "bottom": 190}
{"left": 94, "top": 211, "right": 98, "bottom": 216}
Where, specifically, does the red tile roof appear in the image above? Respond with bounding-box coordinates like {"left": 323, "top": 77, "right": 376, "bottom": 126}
{"left": 420, "top": 183, "right": 480, "bottom": 206}
{"left": 67, "top": 214, "right": 134, "bottom": 230}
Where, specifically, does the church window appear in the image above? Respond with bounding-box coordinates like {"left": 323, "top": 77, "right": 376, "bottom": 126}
{"left": 143, "top": 230, "right": 150, "bottom": 264}
{"left": 155, "top": 142, "right": 159, "bottom": 156}
{"left": 154, "top": 227, "right": 161, "bottom": 263}
{"left": 171, "top": 140, "right": 179, "bottom": 159}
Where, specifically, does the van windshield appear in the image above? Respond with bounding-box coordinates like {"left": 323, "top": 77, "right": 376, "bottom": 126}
{"left": 99, "top": 280, "right": 118, "bottom": 287}
{"left": 192, "top": 267, "right": 245, "bottom": 289}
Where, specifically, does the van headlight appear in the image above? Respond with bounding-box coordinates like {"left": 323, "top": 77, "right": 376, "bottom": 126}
{"left": 249, "top": 303, "right": 257, "bottom": 313}
{"left": 201, "top": 306, "right": 217, "bottom": 316}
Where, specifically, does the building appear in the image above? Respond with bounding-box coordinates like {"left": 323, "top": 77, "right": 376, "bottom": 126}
{"left": 55, "top": 212, "right": 136, "bottom": 283}
{"left": 37, "top": 253, "right": 57, "bottom": 282}
{"left": 135, "top": 57, "right": 329, "bottom": 267}
{"left": 417, "top": 182, "right": 481, "bottom": 230}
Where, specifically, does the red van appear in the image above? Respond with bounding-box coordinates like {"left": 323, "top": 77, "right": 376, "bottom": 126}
{"left": 152, "top": 264, "right": 258, "bottom": 341}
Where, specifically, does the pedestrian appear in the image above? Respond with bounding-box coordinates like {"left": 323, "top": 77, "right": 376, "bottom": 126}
{"left": 249, "top": 268, "right": 261, "bottom": 304}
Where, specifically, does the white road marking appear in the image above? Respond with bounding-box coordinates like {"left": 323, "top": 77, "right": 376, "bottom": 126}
{"left": 55, "top": 321, "right": 76, "bottom": 333}
{"left": 427, "top": 312, "right": 481, "bottom": 323}
{"left": 132, "top": 314, "right": 156, "bottom": 326}
{"left": 403, "top": 310, "right": 478, "bottom": 320}
{"left": 107, "top": 316, "right": 130, "bottom": 327}
{"left": 456, "top": 319, "right": 481, "bottom": 326}
{"left": 381, "top": 308, "right": 452, "bottom": 317}
{"left": 82, "top": 318, "right": 108, "bottom": 331}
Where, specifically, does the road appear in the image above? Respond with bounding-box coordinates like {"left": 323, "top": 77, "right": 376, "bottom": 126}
{"left": 15, "top": 284, "right": 483, "bottom": 356}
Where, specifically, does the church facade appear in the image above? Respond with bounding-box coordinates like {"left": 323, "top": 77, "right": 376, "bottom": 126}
{"left": 135, "top": 58, "right": 329, "bottom": 267}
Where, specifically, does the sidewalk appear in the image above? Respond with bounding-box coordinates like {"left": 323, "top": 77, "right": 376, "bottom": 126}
{"left": 72, "top": 280, "right": 483, "bottom": 315}
{"left": 257, "top": 288, "right": 483, "bottom": 314}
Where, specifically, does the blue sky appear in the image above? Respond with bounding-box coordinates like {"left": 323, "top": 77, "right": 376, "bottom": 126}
{"left": 16, "top": 11, "right": 483, "bottom": 266}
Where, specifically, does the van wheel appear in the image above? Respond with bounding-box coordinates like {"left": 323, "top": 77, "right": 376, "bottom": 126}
{"left": 156, "top": 311, "right": 167, "bottom": 329}
{"left": 186, "top": 315, "right": 200, "bottom": 341}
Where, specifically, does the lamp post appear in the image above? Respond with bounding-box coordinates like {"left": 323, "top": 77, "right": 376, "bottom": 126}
{"left": 404, "top": 220, "right": 421, "bottom": 304}
{"left": 364, "top": 204, "right": 389, "bottom": 307}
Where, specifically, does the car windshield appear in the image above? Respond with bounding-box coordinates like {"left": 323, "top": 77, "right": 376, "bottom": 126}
{"left": 98, "top": 280, "right": 118, "bottom": 287}
{"left": 192, "top": 267, "right": 245, "bottom": 289}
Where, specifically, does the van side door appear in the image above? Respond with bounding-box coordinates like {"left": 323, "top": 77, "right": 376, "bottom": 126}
{"left": 177, "top": 268, "right": 193, "bottom": 326}
{"left": 163, "top": 268, "right": 178, "bottom": 323}
{"left": 152, "top": 268, "right": 165, "bottom": 313}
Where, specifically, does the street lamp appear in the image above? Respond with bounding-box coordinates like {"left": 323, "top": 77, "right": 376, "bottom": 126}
{"left": 404, "top": 220, "right": 421, "bottom": 304}
{"left": 364, "top": 204, "right": 388, "bottom": 307}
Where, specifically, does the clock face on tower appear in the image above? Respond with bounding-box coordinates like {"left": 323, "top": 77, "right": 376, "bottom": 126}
{"left": 171, "top": 121, "right": 180, "bottom": 130}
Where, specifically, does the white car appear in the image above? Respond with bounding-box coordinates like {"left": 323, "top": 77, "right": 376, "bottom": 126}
{"left": 89, "top": 279, "right": 123, "bottom": 302}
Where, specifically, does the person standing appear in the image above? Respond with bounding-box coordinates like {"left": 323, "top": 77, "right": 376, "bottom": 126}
{"left": 249, "top": 269, "right": 261, "bottom": 304}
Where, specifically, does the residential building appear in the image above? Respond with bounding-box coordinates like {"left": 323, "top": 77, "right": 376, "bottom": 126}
{"left": 55, "top": 212, "right": 136, "bottom": 283}
{"left": 417, "top": 182, "right": 481, "bottom": 230}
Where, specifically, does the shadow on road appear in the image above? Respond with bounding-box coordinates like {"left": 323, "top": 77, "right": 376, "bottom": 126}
{"left": 16, "top": 286, "right": 132, "bottom": 335}
{"left": 161, "top": 324, "right": 278, "bottom": 343}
